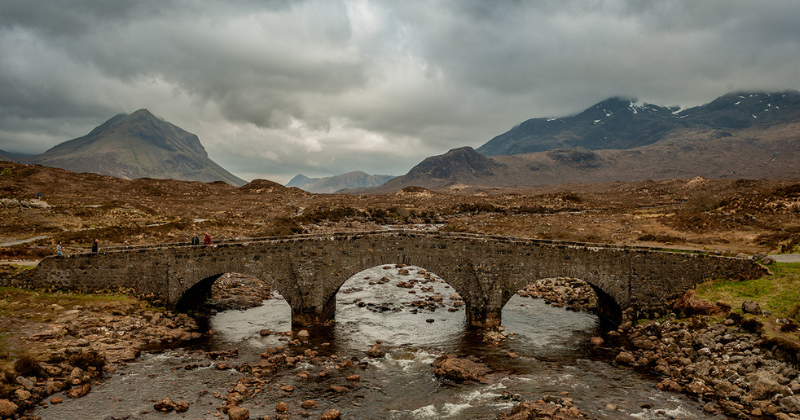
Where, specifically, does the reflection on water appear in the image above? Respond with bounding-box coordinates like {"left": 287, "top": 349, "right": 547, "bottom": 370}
{"left": 35, "top": 265, "right": 728, "bottom": 420}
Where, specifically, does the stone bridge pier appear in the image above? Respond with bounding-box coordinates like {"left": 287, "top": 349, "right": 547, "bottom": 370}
{"left": 31, "top": 231, "right": 768, "bottom": 328}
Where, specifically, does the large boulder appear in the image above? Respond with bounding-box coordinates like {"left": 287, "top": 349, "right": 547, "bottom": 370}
{"left": 502, "top": 401, "right": 583, "bottom": 420}
{"left": 433, "top": 355, "right": 491, "bottom": 382}
{"left": 742, "top": 300, "right": 761, "bottom": 315}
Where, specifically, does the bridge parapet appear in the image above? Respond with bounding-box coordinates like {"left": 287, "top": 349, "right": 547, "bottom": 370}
{"left": 32, "top": 230, "right": 768, "bottom": 327}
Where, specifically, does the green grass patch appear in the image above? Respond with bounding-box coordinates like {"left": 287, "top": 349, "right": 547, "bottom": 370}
{"left": 695, "top": 262, "right": 800, "bottom": 319}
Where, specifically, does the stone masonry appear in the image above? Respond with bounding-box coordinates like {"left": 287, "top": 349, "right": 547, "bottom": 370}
{"left": 31, "top": 230, "right": 768, "bottom": 327}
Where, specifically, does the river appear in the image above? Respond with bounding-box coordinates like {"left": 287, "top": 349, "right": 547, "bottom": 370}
{"left": 35, "top": 265, "right": 726, "bottom": 419}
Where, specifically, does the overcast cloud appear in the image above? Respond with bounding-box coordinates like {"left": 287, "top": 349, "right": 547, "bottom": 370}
{"left": 1, "top": 0, "right": 799, "bottom": 183}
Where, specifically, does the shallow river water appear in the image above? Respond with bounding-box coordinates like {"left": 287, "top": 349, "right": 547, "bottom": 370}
{"left": 35, "top": 266, "right": 727, "bottom": 419}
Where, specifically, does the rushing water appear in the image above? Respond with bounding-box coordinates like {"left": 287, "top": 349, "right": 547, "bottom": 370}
{"left": 35, "top": 266, "right": 727, "bottom": 420}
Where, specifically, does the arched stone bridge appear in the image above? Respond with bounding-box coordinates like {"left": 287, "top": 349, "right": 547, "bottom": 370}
{"left": 31, "top": 230, "right": 767, "bottom": 327}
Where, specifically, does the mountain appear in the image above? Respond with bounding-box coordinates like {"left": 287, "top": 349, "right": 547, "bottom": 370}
{"left": 477, "top": 90, "right": 800, "bottom": 156}
{"left": 286, "top": 174, "right": 313, "bottom": 189}
{"left": 360, "top": 147, "right": 505, "bottom": 193}
{"left": 285, "top": 171, "right": 395, "bottom": 193}
{"left": 17, "top": 109, "right": 246, "bottom": 186}
{"left": 0, "top": 149, "right": 30, "bottom": 160}
{"left": 358, "top": 91, "right": 800, "bottom": 193}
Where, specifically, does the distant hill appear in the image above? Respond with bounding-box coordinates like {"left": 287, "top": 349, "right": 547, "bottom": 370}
{"left": 358, "top": 91, "right": 800, "bottom": 193}
{"left": 0, "top": 149, "right": 30, "bottom": 161}
{"left": 17, "top": 109, "right": 246, "bottom": 186}
{"left": 286, "top": 171, "right": 395, "bottom": 193}
{"left": 477, "top": 90, "right": 800, "bottom": 156}
{"left": 355, "top": 147, "right": 504, "bottom": 193}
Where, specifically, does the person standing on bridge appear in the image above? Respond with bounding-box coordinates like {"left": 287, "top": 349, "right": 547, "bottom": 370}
{"left": 91, "top": 239, "right": 98, "bottom": 253}
{"left": 191, "top": 233, "right": 200, "bottom": 246}
{"left": 56, "top": 242, "right": 63, "bottom": 256}
{"left": 204, "top": 232, "right": 211, "bottom": 246}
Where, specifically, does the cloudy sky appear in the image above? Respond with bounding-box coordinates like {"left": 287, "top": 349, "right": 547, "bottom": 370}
{"left": 1, "top": 0, "right": 799, "bottom": 183}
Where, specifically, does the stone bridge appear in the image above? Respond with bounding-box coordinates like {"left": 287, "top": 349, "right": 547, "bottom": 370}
{"left": 31, "top": 230, "right": 768, "bottom": 328}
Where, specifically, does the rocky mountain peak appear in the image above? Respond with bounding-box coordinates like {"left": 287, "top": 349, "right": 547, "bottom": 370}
{"left": 18, "top": 110, "right": 245, "bottom": 186}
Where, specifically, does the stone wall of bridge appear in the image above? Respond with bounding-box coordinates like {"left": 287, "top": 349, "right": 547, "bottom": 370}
{"left": 31, "top": 231, "right": 768, "bottom": 327}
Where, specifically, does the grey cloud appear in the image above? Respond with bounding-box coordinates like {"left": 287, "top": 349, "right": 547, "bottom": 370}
{"left": 1, "top": 0, "right": 799, "bottom": 182}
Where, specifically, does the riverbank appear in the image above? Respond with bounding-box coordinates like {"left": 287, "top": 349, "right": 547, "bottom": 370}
{"left": 518, "top": 270, "right": 800, "bottom": 419}
{"left": 0, "top": 283, "right": 204, "bottom": 419}
{"left": 1, "top": 264, "right": 799, "bottom": 419}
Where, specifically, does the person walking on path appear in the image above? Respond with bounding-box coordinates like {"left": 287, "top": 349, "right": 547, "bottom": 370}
{"left": 191, "top": 233, "right": 200, "bottom": 246}
{"left": 56, "top": 242, "right": 63, "bottom": 256}
{"left": 91, "top": 239, "right": 99, "bottom": 253}
{"left": 204, "top": 232, "right": 211, "bottom": 246}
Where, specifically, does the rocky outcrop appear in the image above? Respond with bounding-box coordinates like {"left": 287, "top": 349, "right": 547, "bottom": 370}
{"left": 612, "top": 313, "right": 800, "bottom": 418}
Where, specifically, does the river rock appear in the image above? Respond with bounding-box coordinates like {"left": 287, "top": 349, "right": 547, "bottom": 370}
{"left": 615, "top": 351, "right": 636, "bottom": 364}
{"left": 366, "top": 342, "right": 385, "bottom": 358}
{"left": 228, "top": 406, "right": 250, "bottom": 420}
{"left": 0, "top": 399, "right": 18, "bottom": 417}
{"left": 779, "top": 396, "right": 800, "bottom": 414}
{"left": 501, "top": 400, "right": 584, "bottom": 420}
{"left": 320, "top": 409, "right": 341, "bottom": 420}
{"left": 154, "top": 397, "right": 176, "bottom": 412}
{"left": 432, "top": 355, "right": 491, "bottom": 382}
{"left": 15, "top": 388, "right": 31, "bottom": 401}
{"left": 174, "top": 401, "right": 189, "bottom": 412}
{"left": 330, "top": 385, "right": 349, "bottom": 393}
{"left": 751, "top": 377, "right": 790, "bottom": 400}
{"left": 301, "top": 400, "right": 318, "bottom": 409}
{"left": 66, "top": 383, "right": 91, "bottom": 398}
{"left": 16, "top": 376, "right": 35, "bottom": 390}
{"left": 742, "top": 300, "right": 761, "bottom": 314}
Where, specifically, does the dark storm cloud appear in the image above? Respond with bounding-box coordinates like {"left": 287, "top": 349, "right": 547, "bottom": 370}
{"left": 1, "top": 0, "right": 798, "bottom": 182}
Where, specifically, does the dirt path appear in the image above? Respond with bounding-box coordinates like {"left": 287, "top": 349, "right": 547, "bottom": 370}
{"left": 0, "top": 260, "right": 40, "bottom": 266}
{"left": 773, "top": 254, "right": 800, "bottom": 263}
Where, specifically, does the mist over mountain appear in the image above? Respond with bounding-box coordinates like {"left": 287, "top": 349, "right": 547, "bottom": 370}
{"left": 17, "top": 109, "right": 246, "bottom": 186}
{"left": 286, "top": 171, "right": 395, "bottom": 193}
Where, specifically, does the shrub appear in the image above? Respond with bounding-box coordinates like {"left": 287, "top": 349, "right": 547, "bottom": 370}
{"left": 14, "top": 354, "right": 45, "bottom": 378}
{"left": 69, "top": 350, "right": 106, "bottom": 371}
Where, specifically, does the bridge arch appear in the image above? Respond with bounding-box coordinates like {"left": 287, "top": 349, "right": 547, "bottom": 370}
{"left": 31, "top": 231, "right": 767, "bottom": 328}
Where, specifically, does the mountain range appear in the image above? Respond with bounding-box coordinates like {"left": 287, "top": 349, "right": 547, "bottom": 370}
{"left": 286, "top": 171, "right": 396, "bottom": 193}
{"left": 477, "top": 90, "right": 800, "bottom": 156}
{"left": 356, "top": 90, "right": 800, "bottom": 193}
{"left": 6, "top": 90, "right": 800, "bottom": 193}
{"left": 15, "top": 109, "right": 246, "bottom": 186}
